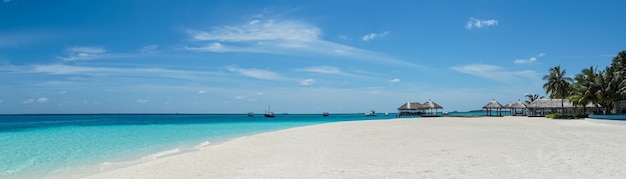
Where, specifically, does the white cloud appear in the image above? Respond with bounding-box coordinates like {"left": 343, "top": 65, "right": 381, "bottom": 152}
{"left": 296, "top": 66, "right": 366, "bottom": 78}
{"left": 227, "top": 66, "right": 282, "bottom": 80}
{"left": 24, "top": 64, "right": 222, "bottom": 81}
{"left": 514, "top": 57, "right": 537, "bottom": 64}
{"left": 338, "top": 35, "right": 348, "bottom": 40}
{"left": 37, "top": 98, "right": 49, "bottom": 103}
{"left": 184, "top": 19, "right": 423, "bottom": 68}
{"left": 514, "top": 53, "right": 545, "bottom": 64}
{"left": 58, "top": 90, "right": 67, "bottom": 95}
{"left": 184, "top": 42, "right": 227, "bottom": 52}
{"left": 23, "top": 99, "right": 34, "bottom": 104}
{"left": 389, "top": 78, "right": 400, "bottom": 83}
{"left": 140, "top": 45, "right": 158, "bottom": 53}
{"left": 249, "top": 20, "right": 260, "bottom": 25}
{"left": 197, "top": 90, "right": 207, "bottom": 94}
{"left": 235, "top": 96, "right": 246, "bottom": 99}
{"left": 451, "top": 64, "right": 538, "bottom": 82}
{"left": 58, "top": 46, "right": 107, "bottom": 61}
{"left": 362, "top": 31, "right": 389, "bottom": 41}
{"left": 188, "top": 19, "right": 319, "bottom": 42}
{"left": 136, "top": 99, "right": 150, "bottom": 103}
{"left": 299, "top": 78, "right": 315, "bottom": 86}
{"left": 298, "top": 66, "right": 341, "bottom": 74}
{"left": 466, "top": 17, "right": 498, "bottom": 29}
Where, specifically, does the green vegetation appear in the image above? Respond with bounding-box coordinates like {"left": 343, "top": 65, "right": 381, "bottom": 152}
{"left": 545, "top": 113, "right": 588, "bottom": 119}
{"left": 524, "top": 94, "right": 544, "bottom": 105}
{"left": 543, "top": 51, "right": 626, "bottom": 115}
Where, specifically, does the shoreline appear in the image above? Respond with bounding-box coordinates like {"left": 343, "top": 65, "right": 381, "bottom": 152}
{"left": 66, "top": 116, "right": 626, "bottom": 178}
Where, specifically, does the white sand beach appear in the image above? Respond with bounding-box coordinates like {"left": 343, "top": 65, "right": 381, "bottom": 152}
{"left": 81, "top": 116, "right": 626, "bottom": 178}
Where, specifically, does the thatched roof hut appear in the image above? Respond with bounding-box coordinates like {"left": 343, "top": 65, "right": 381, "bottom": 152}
{"left": 504, "top": 102, "right": 513, "bottom": 109}
{"left": 397, "top": 101, "right": 422, "bottom": 117}
{"left": 511, "top": 100, "right": 526, "bottom": 109}
{"left": 397, "top": 101, "right": 422, "bottom": 110}
{"left": 526, "top": 99, "right": 574, "bottom": 108}
{"left": 510, "top": 100, "right": 527, "bottom": 116}
{"left": 526, "top": 99, "right": 597, "bottom": 116}
{"left": 420, "top": 99, "right": 443, "bottom": 116}
{"left": 421, "top": 99, "right": 442, "bottom": 109}
{"left": 483, "top": 99, "right": 504, "bottom": 116}
{"left": 483, "top": 99, "right": 503, "bottom": 109}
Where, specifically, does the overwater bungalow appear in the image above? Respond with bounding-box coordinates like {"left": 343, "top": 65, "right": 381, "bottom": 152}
{"left": 483, "top": 99, "right": 504, "bottom": 116}
{"left": 397, "top": 101, "right": 422, "bottom": 118}
{"left": 421, "top": 99, "right": 443, "bottom": 117}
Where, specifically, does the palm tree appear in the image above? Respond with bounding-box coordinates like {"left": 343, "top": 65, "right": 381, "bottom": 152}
{"left": 610, "top": 51, "right": 626, "bottom": 99}
{"left": 543, "top": 65, "right": 573, "bottom": 114}
{"left": 595, "top": 67, "right": 622, "bottom": 114}
{"left": 573, "top": 66, "right": 601, "bottom": 113}
{"left": 524, "top": 94, "right": 544, "bottom": 105}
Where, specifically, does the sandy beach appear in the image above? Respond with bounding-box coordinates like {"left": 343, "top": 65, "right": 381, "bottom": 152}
{"left": 79, "top": 116, "right": 626, "bottom": 178}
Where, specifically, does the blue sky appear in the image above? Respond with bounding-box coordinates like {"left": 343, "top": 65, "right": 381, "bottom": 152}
{"left": 1, "top": 0, "right": 624, "bottom": 114}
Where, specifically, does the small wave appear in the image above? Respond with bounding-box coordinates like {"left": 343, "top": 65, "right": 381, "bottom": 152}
{"left": 144, "top": 148, "right": 182, "bottom": 160}
{"left": 193, "top": 141, "right": 211, "bottom": 150}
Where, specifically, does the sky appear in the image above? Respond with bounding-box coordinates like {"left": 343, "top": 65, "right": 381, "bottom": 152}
{"left": 1, "top": 0, "right": 625, "bottom": 114}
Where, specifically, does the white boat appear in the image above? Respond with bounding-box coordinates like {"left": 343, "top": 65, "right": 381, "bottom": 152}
{"left": 365, "top": 109, "right": 376, "bottom": 116}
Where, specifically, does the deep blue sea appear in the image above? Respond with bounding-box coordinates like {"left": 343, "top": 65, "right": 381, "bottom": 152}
{"left": 0, "top": 113, "right": 395, "bottom": 178}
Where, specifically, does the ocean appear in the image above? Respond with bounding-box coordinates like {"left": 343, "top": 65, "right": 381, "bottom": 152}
{"left": 0, "top": 113, "right": 395, "bottom": 178}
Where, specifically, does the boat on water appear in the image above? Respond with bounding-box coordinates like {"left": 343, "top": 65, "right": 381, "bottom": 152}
{"left": 247, "top": 112, "right": 254, "bottom": 117}
{"left": 264, "top": 105, "right": 275, "bottom": 118}
{"left": 323, "top": 112, "right": 329, "bottom": 116}
{"left": 365, "top": 109, "right": 377, "bottom": 116}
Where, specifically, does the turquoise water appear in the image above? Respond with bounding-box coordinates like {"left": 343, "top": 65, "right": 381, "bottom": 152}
{"left": 0, "top": 114, "right": 394, "bottom": 178}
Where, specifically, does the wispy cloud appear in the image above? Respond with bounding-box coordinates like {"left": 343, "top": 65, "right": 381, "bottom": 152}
{"left": 301, "top": 66, "right": 341, "bottom": 74}
{"left": 37, "top": 98, "right": 49, "bottom": 103}
{"left": 21, "top": 98, "right": 49, "bottom": 104}
{"left": 227, "top": 66, "right": 283, "bottom": 80}
{"left": 23, "top": 64, "right": 222, "bottom": 81}
{"left": 197, "top": 90, "right": 207, "bottom": 94}
{"left": 184, "top": 18, "right": 423, "bottom": 68}
{"left": 362, "top": 31, "right": 389, "bottom": 41}
{"left": 296, "top": 66, "right": 369, "bottom": 79}
{"left": 58, "top": 46, "right": 107, "bottom": 61}
{"left": 466, "top": 17, "right": 498, "bottom": 29}
{"left": 389, "top": 78, "right": 400, "bottom": 83}
{"left": 235, "top": 96, "right": 246, "bottom": 99}
{"left": 136, "top": 98, "right": 150, "bottom": 103}
{"left": 451, "top": 64, "right": 537, "bottom": 82}
{"left": 23, "top": 99, "right": 34, "bottom": 104}
{"left": 299, "top": 78, "right": 315, "bottom": 86}
{"left": 514, "top": 53, "right": 545, "bottom": 64}
{"left": 140, "top": 45, "right": 158, "bottom": 53}
{"left": 188, "top": 19, "right": 319, "bottom": 42}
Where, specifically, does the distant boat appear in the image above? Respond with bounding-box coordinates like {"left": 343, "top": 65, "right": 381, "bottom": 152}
{"left": 264, "top": 105, "right": 275, "bottom": 118}
{"left": 365, "top": 109, "right": 377, "bottom": 116}
{"left": 385, "top": 112, "right": 389, "bottom": 116}
{"left": 247, "top": 112, "right": 254, "bottom": 117}
{"left": 323, "top": 112, "right": 329, "bottom": 116}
